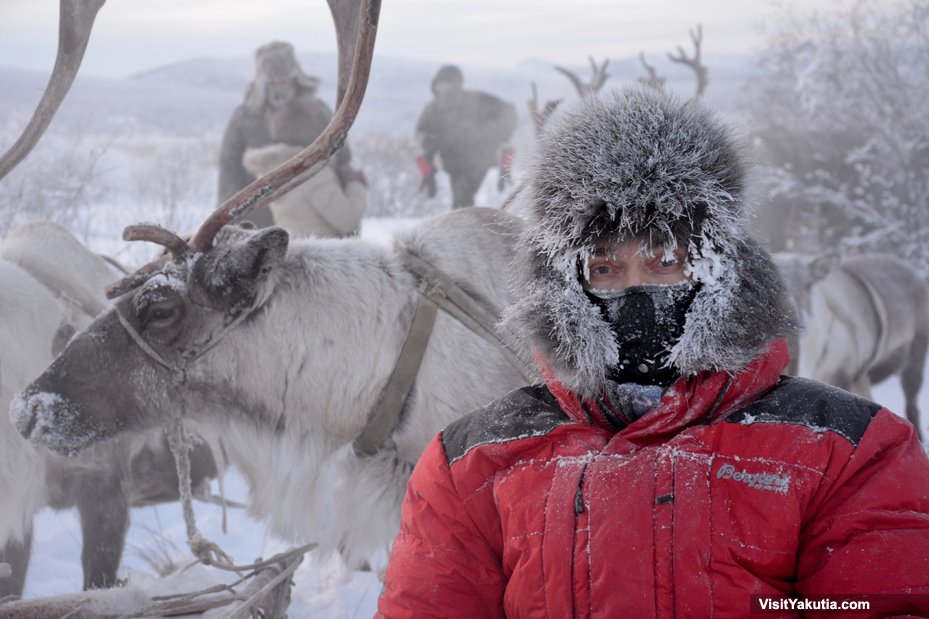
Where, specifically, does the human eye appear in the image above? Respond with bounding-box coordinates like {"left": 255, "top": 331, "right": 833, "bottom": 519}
{"left": 586, "top": 259, "right": 620, "bottom": 287}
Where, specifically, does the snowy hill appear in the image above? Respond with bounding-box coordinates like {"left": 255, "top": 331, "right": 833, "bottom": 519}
{"left": 0, "top": 49, "right": 756, "bottom": 140}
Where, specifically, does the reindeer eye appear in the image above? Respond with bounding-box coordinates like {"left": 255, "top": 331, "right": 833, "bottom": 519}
{"left": 148, "top": 306, "right": 176, "bottom": 322}
{"left": 137, "top": 287, "right": 186, "bottom": 329}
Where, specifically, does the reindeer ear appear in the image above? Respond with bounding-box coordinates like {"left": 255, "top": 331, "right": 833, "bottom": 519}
{"left": 204, "top": 227, "right": 289, "bottom": 301}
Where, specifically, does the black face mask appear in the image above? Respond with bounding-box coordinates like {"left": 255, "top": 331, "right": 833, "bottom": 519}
{"left": 586, "top": 281, "right": 699, "bottom": 387}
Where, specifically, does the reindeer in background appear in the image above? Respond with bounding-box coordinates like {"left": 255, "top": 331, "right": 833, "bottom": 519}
{"left": 0, "top": 0, "right": 219, "bottom": 600}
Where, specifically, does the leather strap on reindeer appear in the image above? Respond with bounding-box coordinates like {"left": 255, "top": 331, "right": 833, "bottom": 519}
{"left": 352, "top": 292, "right": 438, "bottom": 457}
{"left": 352, "top": 249, "right": 535, "bottom": 458}
{"left": 399, "top": 249, "right": 534, "bottom": 381}
{"left": 113, "top": 297, "right": 262, "bottom": 386}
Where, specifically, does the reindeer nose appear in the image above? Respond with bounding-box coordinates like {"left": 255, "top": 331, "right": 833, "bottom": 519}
{"left": 10, "top": 390, "right": 40, "bottom": 439}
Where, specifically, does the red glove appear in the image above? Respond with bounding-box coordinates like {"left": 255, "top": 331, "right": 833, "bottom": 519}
{"left": 416, "top": 155, "right": 433, "bottom": 178}
{"left": 497, "top": 146, "right": 515, "bottom": 191}
{"left": 417, "top": 156, "right": 437, "bottom": 198}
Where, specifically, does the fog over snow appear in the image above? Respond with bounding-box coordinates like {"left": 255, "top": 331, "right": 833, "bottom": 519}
{"left": 2, "top": 0, "right": 843, "bottom": 79}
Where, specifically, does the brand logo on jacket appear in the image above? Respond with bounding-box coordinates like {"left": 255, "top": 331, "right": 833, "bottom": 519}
{"left": 715, "top": 462, "right": 790, "bottom": 494}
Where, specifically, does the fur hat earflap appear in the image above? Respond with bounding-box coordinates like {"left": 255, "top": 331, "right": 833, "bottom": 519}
{"left": 500, "top": 87, "right": 798, "bottom": 397}
{"left": 245, "top": 41, "right": 320, "bottom": 111}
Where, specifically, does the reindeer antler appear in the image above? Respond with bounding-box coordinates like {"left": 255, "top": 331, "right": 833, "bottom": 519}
{"left": 187, "top": 0, "right": 379, "bottom": 255}
{"left": 528, "top": 82, "right": 562, "bottom": 137}
{"left": 553, "top": 56, "right": 610, "bottom": 97}
{"left": 637, "top": 52, "right": 667, "bottom": 90}
{"left": 123, "top": 224, "right": 190, "bottom": 262}
{"left": 667, "top": 24, "right": 708, "bottom": 98}
{"left": 0, "top": 0, "right": 106, "bottom": 181}
{"left": 105, "top": 0, "right": 381, "bottom": 299}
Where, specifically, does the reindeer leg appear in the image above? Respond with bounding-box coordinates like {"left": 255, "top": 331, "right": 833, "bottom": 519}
{"left": 902, "top": 335, "right": 928, "bottom": 443}
{"left": 851, "top": 374, "right": 873, "bottom": 399}
{"left": 450, "top": 169, "right": 484, "bottom": 209}
{"left": 78, "top": 468, "right": 128, "bottom": 589}
{"left": 0, "top": 528, "right": 33, "bottom": 599}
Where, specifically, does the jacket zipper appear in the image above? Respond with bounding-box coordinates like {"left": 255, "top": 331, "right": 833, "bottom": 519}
{"left": 575, "top": 469, "right": 587, "bottom": 515}
{"left": 571, "top": 461, "right": 591, "bottom": 617}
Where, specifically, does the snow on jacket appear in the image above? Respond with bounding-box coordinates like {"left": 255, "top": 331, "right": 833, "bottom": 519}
{"left": 376, "top": 340, "right": 929, "bottom": 618}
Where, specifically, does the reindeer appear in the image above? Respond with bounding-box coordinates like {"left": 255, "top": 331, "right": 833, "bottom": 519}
{"left": 10, "top": 0, "right": 532, "bottom": 571}
{"left": 527, "top": 56, "right": 610, "bottom": 136}
{"left": 775, "top": 252, "right": 929, "bottom": 442}
{"left": 0, "top": 222, "right": 218, "bottom": 598}
{"left": 638, "top": 24, "right": 709, "bottom": 98}
{"left": 0, "top": 1, "right": 217, "bottom": 598}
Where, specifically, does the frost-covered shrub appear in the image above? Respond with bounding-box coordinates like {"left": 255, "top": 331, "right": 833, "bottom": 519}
{"left": 744, "top": 0, "right": 929, "bottom": 271}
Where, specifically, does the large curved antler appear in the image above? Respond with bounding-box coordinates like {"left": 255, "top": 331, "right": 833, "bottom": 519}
{"left": 106, "top": 0, "right": 381, "bottom": 298}
{"left": 0, "top": 0, "right": 106, "bottom": 181}
{"left": 188, "top": 0, "right": 379, "bottom": 253}
{"left": 327, "top": 0, "right": 362, "bottom": 109}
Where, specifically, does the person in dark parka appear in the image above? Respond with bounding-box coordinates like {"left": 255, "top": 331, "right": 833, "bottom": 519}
{"left": 377, "top": 87, "right": 929, "bottom": 618}
{"left": 217, "top": 41, "right": 364, "bottom": 233}
{"left": 415, "top": 65, "right": 517, "bottom": 208}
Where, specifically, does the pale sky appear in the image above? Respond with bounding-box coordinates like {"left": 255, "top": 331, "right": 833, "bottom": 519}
{"left": 0, "top": 0, "right": 837, "bottom": 78}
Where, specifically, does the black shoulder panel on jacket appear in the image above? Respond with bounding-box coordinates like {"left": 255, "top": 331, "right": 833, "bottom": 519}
{"left": 724, "top": 376, "right": 882, "bottom": 446}
{"left": 442, "top": 384, "right": 571, "bottom": 465}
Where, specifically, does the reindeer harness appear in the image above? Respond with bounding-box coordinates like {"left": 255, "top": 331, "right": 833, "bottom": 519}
{"left": 114, "top": 295, "right": 263, "bottom": 387}
{"left": 352, "top": 248, "right": 534, "bottom": 457}
{"left": 111, "top": 246, "right": 532, "bottom": 458}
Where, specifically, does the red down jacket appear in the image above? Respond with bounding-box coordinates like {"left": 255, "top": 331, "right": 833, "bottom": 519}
{"left": 376, "top": 341, "right": 929, "bottom": 618}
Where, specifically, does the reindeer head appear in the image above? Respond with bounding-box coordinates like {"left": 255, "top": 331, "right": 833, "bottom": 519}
{"left": 9, "top": 0, "right": 380, "bottom": 457}
{"left": 11, "top": 226, "right": 289, "bottom": 456}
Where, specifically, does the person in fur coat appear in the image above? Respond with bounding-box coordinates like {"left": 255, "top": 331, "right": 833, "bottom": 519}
{"left": 217, "top": 41, "right": 366, "bottom": 235}
{"left": 376, "top": 88, "right": 929, "bottom": 618}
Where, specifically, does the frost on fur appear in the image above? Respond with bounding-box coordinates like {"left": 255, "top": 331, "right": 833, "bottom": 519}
{"left": 501, "top": 87, "right": 798, "bottom": 396}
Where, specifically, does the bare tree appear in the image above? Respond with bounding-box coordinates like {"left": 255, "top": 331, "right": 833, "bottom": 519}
{"left": 0, "top": 131, "right": 111, "bottom": 239}
{"left": 351, "top": 132, "right": 447, "bottom": 217}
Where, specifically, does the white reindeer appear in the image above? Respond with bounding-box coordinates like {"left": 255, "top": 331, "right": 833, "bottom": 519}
{"left": 0, "top": 222, "right": 217, "bottom": 598}
{"left": 776, "top": 252, "right": 928, "bottom": 441}
{"left": 0, "top": 221, "right": 125, "bottom": 596}
{"left": 13, "top": 206, "right": 528, "bottom": 568}
{"left": 6, "top": 0, "right": 528, "bottom": 576}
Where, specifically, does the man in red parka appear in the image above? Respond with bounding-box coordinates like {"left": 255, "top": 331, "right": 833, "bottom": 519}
{"left": 376, "top": 88, "right": 929, "bottom": 618}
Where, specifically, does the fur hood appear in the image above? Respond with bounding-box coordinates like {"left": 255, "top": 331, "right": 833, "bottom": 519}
{"left": 500, "top": 88, "right": 798, "bottom": 398}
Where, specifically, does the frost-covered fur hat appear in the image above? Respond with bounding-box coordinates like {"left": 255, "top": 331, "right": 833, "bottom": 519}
{"left": 500, "top": 87, "right": 798, "bottom": 397}
{"left": 245, "top": 41, "right": 320, "bottom": 111}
